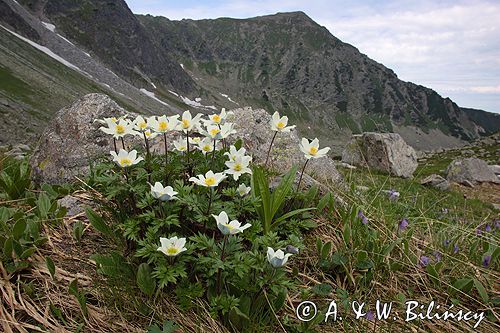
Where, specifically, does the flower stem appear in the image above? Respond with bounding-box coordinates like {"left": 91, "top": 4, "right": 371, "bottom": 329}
{"left": 296, "top": 159, "right": 310, "bottom": 191}
{"left": 143, "top": 132, "right": 152, "bottom": 183}
{"left": 205, "top": 188, "right": 214, "bottom": 226}
{"left": 186, "top": 131, "right": 191, "bottom": 174}
{"left": 113, "top": 138, "right": 118, "bottom": 153}
{"left": 264, "top": 131, "right": 278, "bottom": 168}
{"left": 163, "top": 133, "right": 169, "bottom": 182}
{"left": 210, "top": 139, "right": 217, "bottom": 170}
{"left": 121, "top": 137, "right": 126, "bottom": 150}
{"left": 216, "top": 235, "right": 228, "bottom": 295}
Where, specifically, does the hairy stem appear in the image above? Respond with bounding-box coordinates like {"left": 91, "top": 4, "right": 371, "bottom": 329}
{"left": 264, "top": 131, "right": 278, "bottom": 168}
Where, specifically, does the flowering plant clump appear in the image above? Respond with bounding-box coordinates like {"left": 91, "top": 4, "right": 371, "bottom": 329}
{"left": 87, "top": 108, "right": 317, "bottom": 330}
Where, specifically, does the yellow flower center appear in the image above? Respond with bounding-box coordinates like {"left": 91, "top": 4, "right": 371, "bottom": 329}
{"left": 213, "top": 114, "right": 221, "bottom": 123}
{"left": 309, "top": 147, "right": 318, "bottom": 155}
{"left": 145, "top": 131, "right": 151, "bottom": 137}
{"left": 192, "top": 137, "right": 201, "bottom": 143}
{"left": 119, "top": 158, "right": 132, "bottom": 167}
{"left": 234, "top": 164, "right": 242, "bottom": 171}
{"left": 139, "top": 122, "right": 147, "bottom": 130}
{"left": 111, "top": 117, "right": 117, "bottom": 122}
{"left": 116, "top": 124, "right": 125, "bottom": 134}
{"left": 225, "top": 224, "right": 235, "bottom": 231}
{"left": 210, "top": 128, "right": 220, "bottom": 137}
{"left": 178, "top": 146, "right": 186, "bottom": 151}
{"left": 158, "top": 121, "right": 168, "bottom": 131}
{"left": 277, "top": 121, "right": 285, "bottom": 129}
{"left": 182, "top": 119, "right": 190, "bottom": 128}
{"left": 204, "top": 177, "right": 216, "bottom": 186}
{"left": 203, "top": 145, "right": 211, "bottom": 151}
{"left": 166, "top": 247, "right": 179, "bottom": 255}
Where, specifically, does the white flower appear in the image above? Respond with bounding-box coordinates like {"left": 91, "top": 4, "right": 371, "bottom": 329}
{"left": 99, "top": 118, "right": 136, "bottom": 138}
{"left": 189, "top": 136, "right": 202, "bottom": 145}
{"left": 110, "top": 149, "right": 143, "bottom": 168}
{"left": 271, "top": 112, "right": 295, "bottom": 132}
{"left": 224, "top": 145, "right": 248, "bottom": 161}
{"left": 178, "top": 110, "right": 202, "bottom": 132}
{"left": 173, "top": 137, "right": 188, "bottom": 152}
{"left": 237, "top": 183, "right": 251, "bottom": 197}
{"left": 225, "top": 155, "right": 252, "bottom": 181}
{"left": 151, "top": 182, "right": 178, "bottom": 201}
{"left": 267, "top": 247, "right": 292, "bottom": 268}
{"left": 203, "top": 124, "right": 223, "bottom": 140}
{"left": 143, "top": 129, "right": 158, "bottom": 140}
{"left": 202, "top": 108, "right": 233, "bottom": 126}
{"left": 219, "top": 122, "right": 237, "bottom": 139}
{"left": 157, "top": 236, "right": 187, "bottom": 256}
{"left": 299, "top": 138, "right": 330, "bottom": 159}
{"left": 133, "top": 115, "right": 153, "bottom": 132}
{"left": 197, "top": 137, "right": 215, "bottom": 155}
{"left": 189, "top": 170, "right": 226, "bottom": 187}
{"left": 213, "top": 211, "right": 251, "bottom": 235}
{"left": 94, "top": 115, "right": 128, "bottom": 125}
{"left": 149, "top": 115, "right": 180, "bottom": 133}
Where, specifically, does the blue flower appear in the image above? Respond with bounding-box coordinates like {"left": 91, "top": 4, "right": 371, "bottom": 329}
{"left": 420, "top": 256, "right": 431, "bottom": 267}
{"left": 453, "top": 244, "right": 459, "bottom": 254}
{"left": 433, "top": 251, "right": 442, "bottom": 262}
{"left": 485, "top": 224, "right": 492, "bottom": 232}
{"left": 388, "top": 189, "right": 400, "bottom": 201}
{"left": 399, "top": 218, "right": 409, "bottom": 230}
{"left": 444, "top": 239, "right": 451, "bottom": 247}
{"left": 358, "top": 210, "right": 369, "bottom": 225}
{"left": 482, "top": 255, "right": 492, "bottom": 268}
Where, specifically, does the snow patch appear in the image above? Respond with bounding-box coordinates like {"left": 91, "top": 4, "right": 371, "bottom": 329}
{"left": 180, "top": 63, "right": 184, "bottom": 69}
{"left": 168, "top": 90, "right": 179, "bottom": 97}
{"left": 220, "top": 93, "right": 239, "bottom": 105}
{"left": 181, "top": 96, "right": 217, "bottom": 110}
{"left": 150, "top": 81, "right": 157, "bottom": 89}
{"left": 57, "top": 34, "right": 74, "bottom": 46}
{"left": 1, "top": 25, "right": 85, "bottom": 74}
{"left": 84, "top": 52, "right": 91, "bottom": 57}
{"left": 140, "top": 88, "right": 170, "bottom": 107}
{"left": 41, "top": 22, "right": 55, "bottom": 32}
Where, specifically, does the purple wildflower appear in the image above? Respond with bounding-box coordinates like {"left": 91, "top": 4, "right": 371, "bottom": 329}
{"left": 453, "top": 244, "right": 459, "bottom": 254}
{"left": 444, "top": 239, "right": 451, "bottom": 247}
{"left": 485, "top": 224, "right": 492, "bottom": 232}
{"left": 476, "top": 228, "right": 483, "bottom": 235}
{"left": 399, "top": 218, "right": 409, "bottom": 231}
{"left": 358, "top": 210, "right": 369, "bottom": 225}
{"left": 441, "top": 208, "right": 448, "bottom": 214}
{"left": 482, "top": 255, "right": 492, "bottom": 267}
{"left": 365, "top": 310, "right": 374, "bottom": 321}
{"left": 419, "top": 256, "right": 431, "bottom": 267}
{"left": 388, "top": 189, "right": 400, "bottom": 201}
{"left": 433, "top": 251, "right": 442, "bottom": 262}
{"left": 494, "top": 220, "right": 500, "bottom": 229}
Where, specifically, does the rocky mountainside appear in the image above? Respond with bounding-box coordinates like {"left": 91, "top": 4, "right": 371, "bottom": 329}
{"left": 1, "top": 0, "right": 499, "bottom": 151}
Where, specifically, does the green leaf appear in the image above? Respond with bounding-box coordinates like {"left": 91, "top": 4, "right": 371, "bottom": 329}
{"left": 272, "top": 207, "right": 316, "bottom": 227}
{"left": 312, "top": 283, "right": 333, "bottom": 296}
{"left": 85, "top": 208, "right": 111, "bottom": 235}
{"left": 20, "top": 247, "right": 35, "bottom": 259}
{"left": 37, "top": 192, "right": 51, "bottom": 218}
{"left": 473, "top": 279, "right": 489, "bottom": 303}
{"left": 46, "top": 256, "right": 56, "bottom": 279}
{"left": 12, "top": 219, "right": 26, "bottom": 240}
{"left": 137, "top": 263, "right": 156, "bottom": 296}
{"left": 451, "top": 278, "right": 473, "bottom": 294}
{"left": 148, "top": 320, "right": 179, "bottom": 333}
{"left": 68, "top": 279, "right": 88, "bottom": 317}
{"left": 72, "top": 221, "right": 84, "bottom": 243}
{"left": 91, "top": 252, "right": 134, "bottom": 279}
{"left": 321, "top": 241, "right": 332, "bottom": 260}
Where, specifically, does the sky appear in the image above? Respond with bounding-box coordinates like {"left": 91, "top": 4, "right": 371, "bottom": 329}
{"left": 126, "top": 0, "right": 500, "bottom": 113}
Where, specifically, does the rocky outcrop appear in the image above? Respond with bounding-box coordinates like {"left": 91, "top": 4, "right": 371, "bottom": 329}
{"left": 30, "top": 93, "right": 128, "bottom": 184}
{"left": 420, "top": 174, "right": 450, "bottom": 191}
{"left": 227, "top": 107, "right": 343, "bottom": 186}
{"left": 341, "top": 132, "right": 418, "bottom": 178}
{"left": 446, "top": 158, "right": 499, "bottom": 185}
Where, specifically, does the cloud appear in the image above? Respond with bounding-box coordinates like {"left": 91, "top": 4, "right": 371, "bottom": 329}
{"left": 470, "top": 85, "right": 500, "bottom": 94}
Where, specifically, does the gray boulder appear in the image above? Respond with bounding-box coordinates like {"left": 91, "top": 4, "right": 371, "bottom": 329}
{"left": 227, "top": 107, "right": 343, "bottom": 186}
{"left": 446, "top": 158, "right": 499, "bottom": 185}
{"left": 341, "top": 132, "right": 418, "bottom": 178}
{"left": 420, "top": 174, "right": 450, "bottom": 191}
{"left": 30, "top": 93, "right": 129, "bottom": 184}
{"left": 488, "top": 165, "right": 500, "bottom": 176}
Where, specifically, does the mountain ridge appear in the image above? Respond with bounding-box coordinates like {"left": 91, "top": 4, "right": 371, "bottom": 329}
{"left": 1, "top": 0, "right": 498, "bottom": 151}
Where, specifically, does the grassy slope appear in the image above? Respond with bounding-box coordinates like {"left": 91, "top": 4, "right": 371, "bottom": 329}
{"left": 0, "top": 27, "right": 142, "bottom": 145}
